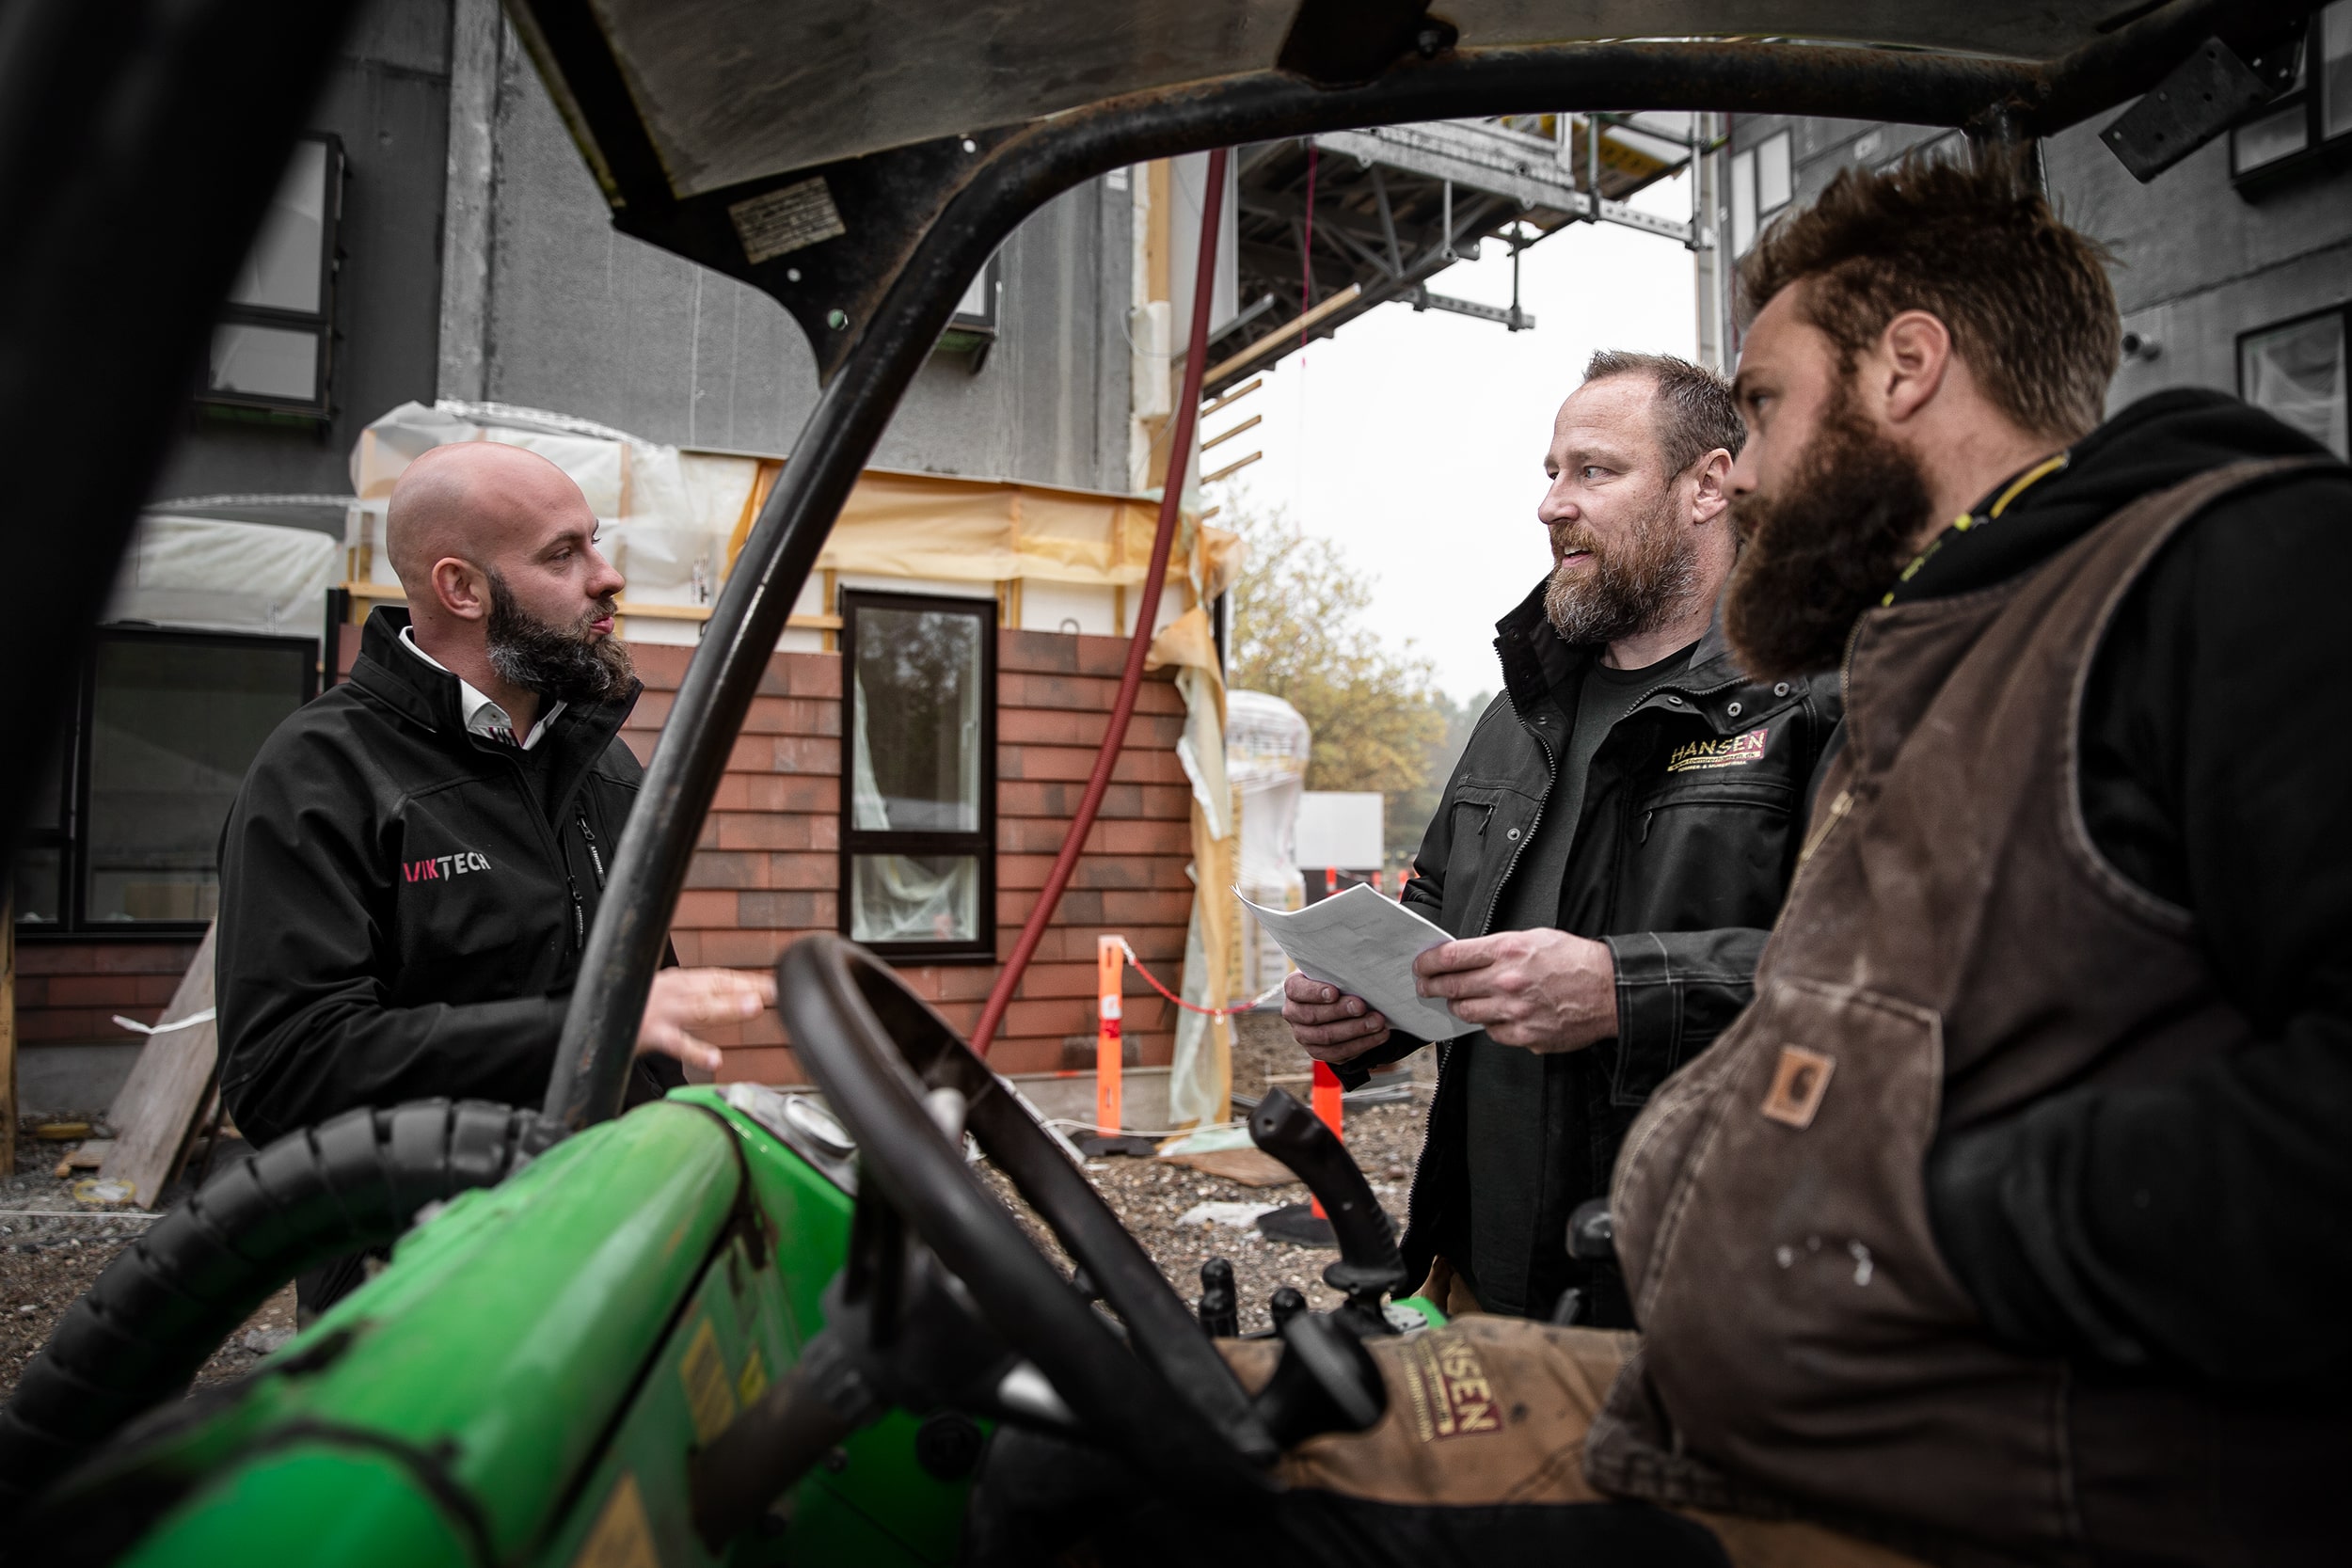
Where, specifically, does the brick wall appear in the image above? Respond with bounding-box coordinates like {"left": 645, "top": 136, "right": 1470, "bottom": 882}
{"left": 12, "top": 942, "right": 201, "bottom": 1049}
{"left": 628, "top": 627, "right": 1196, "bottom": 1084}
{"left": 13, "top": 626, "right": 1198, "bottom": 1088}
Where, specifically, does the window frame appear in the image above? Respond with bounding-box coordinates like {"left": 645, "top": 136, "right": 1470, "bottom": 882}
{"left": 201, "top": 131, "right": 344, "bottom": 419}
{"left": 2230, "top": 2, "right": 2352, "bottom": 192}
{"left": 2236, "top": 301, "right": 2351, "bottom": 460}
{"left": 14, "top": 626, "right": 317, "bottom": 940}
{"left": 936, "top": 251, "right": 1002, "bottom": 371}
{"left": 835, "top": 589, "right": 999, "bottom": 962}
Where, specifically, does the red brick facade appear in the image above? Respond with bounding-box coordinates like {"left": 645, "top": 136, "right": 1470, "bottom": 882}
{"left": 17, "top": 627, "right": 1197, "bottom": 1088}
{"left": 636, "top": 628, "right": 1196, "bottom": 1083}
{"left": 12, "top": 942, "right": 200, "bottom": 1047}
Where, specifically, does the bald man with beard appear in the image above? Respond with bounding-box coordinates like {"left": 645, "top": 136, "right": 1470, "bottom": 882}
{"left": 215, "top": 442, "right": 771, "bottom": 1312}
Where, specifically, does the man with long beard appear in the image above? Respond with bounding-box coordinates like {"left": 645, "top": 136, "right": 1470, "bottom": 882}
{"left": 1284, "top": 351, "right": 1843, "bottom": 1324}
{"left": 215, "top": 442, "right": 772, "bottom": 1312}
{"left": 1582, "top": 153, "right": 2352, "bottom": 1562}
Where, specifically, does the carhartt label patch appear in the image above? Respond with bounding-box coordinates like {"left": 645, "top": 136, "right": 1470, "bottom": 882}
{"left": 1761, "top": 1046, "right": 1835, "bottom": 1129}
{"left": 1667, "top": 727, "right": 1770, "bottom": 772}
{"left": 1400, "top": 1330, "right": 1502, "bottom": 1442}
{"left": 402, "top": 850, "right": 491, "bottom": 883}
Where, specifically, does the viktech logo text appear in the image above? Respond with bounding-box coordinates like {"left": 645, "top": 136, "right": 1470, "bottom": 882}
{"left": 1666, "top": 727, "right": 1770, "bottom": 773}
{"left": 403, "top": 850, "right": 492, "bottom": 883}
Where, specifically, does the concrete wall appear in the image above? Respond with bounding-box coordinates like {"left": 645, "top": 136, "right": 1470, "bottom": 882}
{"left": 1711, "top": 106, "right": 2352, "bottom": 420}
{"left": 470, "top": 15, "right": 1134, "bottom": 489}
{"left": 2043, "top": 120, "right": 2352, "bottom": 415}
{"left": 147, "top": 0, "right": 455, "bottom": 512}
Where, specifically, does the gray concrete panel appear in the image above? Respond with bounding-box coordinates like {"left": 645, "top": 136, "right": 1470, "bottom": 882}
{"left": 485, "top": 40, "right": 1134, "bottom": 488}
{"left": 2046, "top": 121, "right": 2352, "bottom": 319}
{"left": 149, "top": 0, "right": 454, "bottom": 515}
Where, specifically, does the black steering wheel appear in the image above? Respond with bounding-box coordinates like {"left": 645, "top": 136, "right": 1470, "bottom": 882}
{"left": 771, "top": 934, "right": 1279, "bottom": 1493}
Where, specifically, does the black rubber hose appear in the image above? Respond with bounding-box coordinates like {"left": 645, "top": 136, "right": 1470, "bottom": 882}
{"left": 0, "top": 1099, "right": 562, "bottom": 1523}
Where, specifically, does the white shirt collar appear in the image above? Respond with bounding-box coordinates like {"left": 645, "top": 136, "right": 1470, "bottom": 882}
{"left": 398, "top": 626, "right": 564, "bottom": 750}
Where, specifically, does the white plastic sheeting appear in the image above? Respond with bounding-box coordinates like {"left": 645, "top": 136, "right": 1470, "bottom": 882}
{"left": 350, "top": 400, "right": 749, "bottom": 644}
{"left": 1227, "top": 689, "right": 1311, "bottom": 999}
{"left": 106, "top": 515, "right": 338, "bottom": 642}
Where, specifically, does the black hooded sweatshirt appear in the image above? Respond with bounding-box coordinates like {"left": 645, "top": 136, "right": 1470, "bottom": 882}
{"left": 1915, "top": 389, "right": 2352, "bottom": 1390}
{"left": 215, "top": 608, "right": 679, "bottom": 1148}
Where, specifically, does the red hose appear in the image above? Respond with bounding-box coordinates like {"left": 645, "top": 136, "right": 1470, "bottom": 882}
{"left": 970, "top": 147, "right": 1229, "bottom": 1058}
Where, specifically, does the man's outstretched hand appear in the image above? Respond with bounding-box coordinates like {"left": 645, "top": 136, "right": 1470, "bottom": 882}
{"left": 1413, "top": 929, "right": 1616, "bottom": 1052}
{"left": 635, "top": 967, "right": 777, "bottom": 1074}
{"left": 1282, "top": 971, "right": 1393, "bottom": 1063}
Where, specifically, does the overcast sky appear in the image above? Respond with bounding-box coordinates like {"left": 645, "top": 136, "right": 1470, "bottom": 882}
{"left": 1208, "top": 172, "right": 1701, "bottom": 705}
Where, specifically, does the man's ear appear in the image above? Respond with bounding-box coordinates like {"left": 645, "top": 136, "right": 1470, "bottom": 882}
{"left": 1874, "top": 309, "right": 1953, "bottom": 427}
{"left": 431, "top": 557, "right": 491, "bottom": 622}
{"left": 1688, "top": 449, "right": 1733, "bottom": 526}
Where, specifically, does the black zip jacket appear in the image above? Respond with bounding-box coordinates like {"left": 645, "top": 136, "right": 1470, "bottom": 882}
{"left": 1916, "top": 388, "right": 2352, "bottom": 1388}
{"left": 1340, "top": 592, "right": 1842, "bottom": 1318}
{"left": 215, "top": 608, "right": 679, "bottom": 1148}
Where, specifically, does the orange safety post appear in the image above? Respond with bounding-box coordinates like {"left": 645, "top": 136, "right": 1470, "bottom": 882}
{"left": 1096, "top": 935, "right": 1124, "bottom": 1135}
{"left": 1309, "top": 1057, "right": 1345, "bottom": 1218}
{"left": 1325, "top": 866, "right": 1338, "bottom": 896}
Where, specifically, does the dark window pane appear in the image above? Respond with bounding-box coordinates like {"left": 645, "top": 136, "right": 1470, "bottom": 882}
{"left": 2241, "top": 313, "right": 2348, "bottom": 459}
{"left": 2233, "top": 102, "right": 2310, "bottom": 172}
{"left": 20, "top": 734, "right": 64, "bottom": 832}
{"left": 12, "top": 847, "right": 61, "bottom": 925}
{"left": 85, "top": 638, "right": 306, "bottom": 924}
{"left": 850, "top": 605, "right": 984, "bottom": 833}
{"left": 849, "top": 854, "right": 980, "bottom": 944}
{"left": 227, "top": 139, "right": 326, "bottom": 314}
{"left": 2324, "top": 0, "right": 2352, "bottom": 140}
{"left": 208, "top": 323, "right": 323, "bottom": 404}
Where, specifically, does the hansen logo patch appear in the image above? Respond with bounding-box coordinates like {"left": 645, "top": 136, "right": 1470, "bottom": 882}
{"left": 403, "top": 850, "right": 492, "bottom": 883}
{"left": 1666, "top": 727, "right": 1769, "bottom": 773}
{"left": 1400, "top": 1330, "right": 1502, "bottom": 1442}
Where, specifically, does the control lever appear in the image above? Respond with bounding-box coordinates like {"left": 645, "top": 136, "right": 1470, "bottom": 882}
{"left": 1549, "top": 1201, "right": 1617, "bottom": 1326}
{"left": 1197, "top": 1259, "right": 1238, "bottom": 1337}
{"left": 1248, "top": 1308, "right": 1388, "bottom": 1449}
{"left": 1248, "top": 1088, "right": 1410, "bottom": 1335}
{"left": 1566, "top": 1200, "right": 1614, "bottom": 1262}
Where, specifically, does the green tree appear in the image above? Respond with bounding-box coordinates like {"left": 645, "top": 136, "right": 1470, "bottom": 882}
{"left": 1227, "top": 508, "right": 1446, "bottom": 872}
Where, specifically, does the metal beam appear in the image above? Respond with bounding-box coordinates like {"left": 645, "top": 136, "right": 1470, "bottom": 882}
{"left": 1409, "top": 289, "right": 1535, "bottom": 330}
{"left": 1312, "top": 122, "right": 1697, "bottom": 245}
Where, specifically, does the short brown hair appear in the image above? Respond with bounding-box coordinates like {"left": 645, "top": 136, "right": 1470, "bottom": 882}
{"left": 1739, "top": 151, "right": 2119, "bottom": 440}
{"left": 1582, "top": 349, "right": 1744, "bottom": 476}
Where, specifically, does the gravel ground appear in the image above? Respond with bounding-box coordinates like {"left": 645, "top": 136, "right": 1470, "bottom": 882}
{"left": 984, "top": 1095, "right": 1431, "bottom": 1334}
{"left": 2, "top": 1074, "right": 1429, "bottom": 1407}
{"left": 2, "top": 1117, "right": 295, "bottom": 1404}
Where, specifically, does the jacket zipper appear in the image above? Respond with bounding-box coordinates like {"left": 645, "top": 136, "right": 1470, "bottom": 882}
{"left": 575, "top": 806, "right": 607, "bottom": 888}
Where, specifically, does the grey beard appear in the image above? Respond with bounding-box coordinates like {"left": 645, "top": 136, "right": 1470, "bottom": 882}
{"left": 485, "top": 570, "right": 634, "bottom": 705}
{"left": 1541, "top": 516, "right": 1700, "bottom": 647}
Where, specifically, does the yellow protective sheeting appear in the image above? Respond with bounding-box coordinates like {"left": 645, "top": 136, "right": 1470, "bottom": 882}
{"left": 815, "top": 468, "right": 1238, "bottom": 597}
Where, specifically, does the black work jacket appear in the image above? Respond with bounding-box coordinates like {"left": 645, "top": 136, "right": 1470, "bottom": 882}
{"left": 216, "top": 608, "right": 678, "bottom": 1147}
{"left": 1343, "top": 586, "right": 1842, "bottom": 1316}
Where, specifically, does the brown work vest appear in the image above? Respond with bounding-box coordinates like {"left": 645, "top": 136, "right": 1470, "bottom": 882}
{"left": 1585, "top": 460, "right": 2341, "bottom": 1564}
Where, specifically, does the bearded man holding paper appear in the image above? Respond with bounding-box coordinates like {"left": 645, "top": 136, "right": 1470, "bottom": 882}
{"left": 1283, "top": 352, "right": 1842, "bottom": 1325}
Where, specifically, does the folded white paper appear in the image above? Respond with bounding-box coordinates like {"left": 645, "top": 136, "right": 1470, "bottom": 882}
{"left": 1236, "top": 883, "right": 1474, "bottom": 1041}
